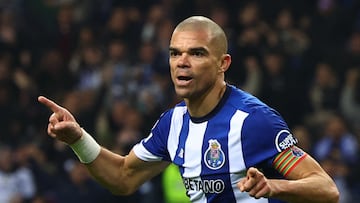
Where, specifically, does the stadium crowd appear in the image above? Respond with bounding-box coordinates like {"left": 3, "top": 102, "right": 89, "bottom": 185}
{"left": 0, "top": 0, "right": 359, "bottom": 202}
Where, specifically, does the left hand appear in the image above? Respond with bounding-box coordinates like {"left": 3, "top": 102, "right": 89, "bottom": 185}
{"left": 238, "top": 167, "right": 273, "bottom": 199}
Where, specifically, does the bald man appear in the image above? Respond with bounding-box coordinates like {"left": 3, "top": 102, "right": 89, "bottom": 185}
{"left": 38, "top": 16, "right": 339, "bottom": 203}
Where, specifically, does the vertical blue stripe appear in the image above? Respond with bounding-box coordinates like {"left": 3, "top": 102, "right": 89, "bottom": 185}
{"left": 174, "top": 113, "right": 190, "bottom": 175}
{"left": 200, "top": 106, "right": 237, "bottom": 202}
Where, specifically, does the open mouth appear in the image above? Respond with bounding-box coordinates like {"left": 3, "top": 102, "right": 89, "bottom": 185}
{"left": 177, "top": 76, "right": 192, "bottom": 81}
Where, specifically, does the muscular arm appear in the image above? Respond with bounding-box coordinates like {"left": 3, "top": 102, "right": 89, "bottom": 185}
{"left": 238, "top": 152, "right": 339, "bottom": 203}
{"left": 268, "top": 154, "right": 339, "bottom": 203}
{"left": 86, "top": 148, "right": 170, "bottom": 195}
{"left": 37, "top": 96, "right": 170, "bottom": 195}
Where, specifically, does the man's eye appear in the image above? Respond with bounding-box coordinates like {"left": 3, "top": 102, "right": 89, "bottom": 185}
{"left": 192, "top": 51, "right": 205, "bottom": 57}
{"left": 170, "top": 51, "right": 180, "bottom": 57}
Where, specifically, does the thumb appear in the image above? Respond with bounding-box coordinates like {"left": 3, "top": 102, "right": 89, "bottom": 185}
{"left": 247, "top": 167, "right": 258, "bottom": 178}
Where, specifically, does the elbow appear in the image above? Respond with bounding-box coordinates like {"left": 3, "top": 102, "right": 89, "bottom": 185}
{"left": 109, "top": 189, "right": 135, "bottom": 196}
{"left": 331, "top": 188, "right": 340, "bottom": 203}
{"left": 326, "top": 183, "right": 340, "bottom": 203}
{"left": 108, "top": 182, "right": 138, "bottom": 196}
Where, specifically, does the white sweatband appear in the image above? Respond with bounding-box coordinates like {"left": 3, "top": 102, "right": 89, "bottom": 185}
{"left": 70, "top": 128, "right": 101, "bottom": 164}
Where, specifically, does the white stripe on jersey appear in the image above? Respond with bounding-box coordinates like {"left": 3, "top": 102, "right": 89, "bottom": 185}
{"left": 183, "top": 121, "right": 207, "bottom": 178}
{"left": 228, "top": 110, "right": 248, "bottom": 173}
{"left": 168, "top": 106, "right": 187, "bottom": 160}
{"left": 133, "top": 132, "right": 162, "bottom": 161}
{"left": 186, "top": 176, "right": 207, "bottom": 202}
{"left": 228, "top": 110, "right": 269, "bottom": 203}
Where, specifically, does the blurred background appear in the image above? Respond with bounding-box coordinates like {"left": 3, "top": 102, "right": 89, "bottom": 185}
{"left": 0, "top": 0, "right": 359, "bottom": 202}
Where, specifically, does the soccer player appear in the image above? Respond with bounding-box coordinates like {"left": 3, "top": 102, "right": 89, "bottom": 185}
{"left": 38, "top": 16, "right": 339, "bottom": 203}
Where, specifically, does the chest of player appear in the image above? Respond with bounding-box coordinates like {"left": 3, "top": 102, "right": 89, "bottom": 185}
{"left": 169, "top": 110, "right": 248, "bottom": 178}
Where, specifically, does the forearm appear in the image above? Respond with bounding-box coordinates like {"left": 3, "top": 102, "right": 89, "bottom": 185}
{"left": 85, "top": 148, "right": 136, "bottom": 195}
{"left": 269, "top": 172, "right": 339, "bottom": 203}
{"left": 69, "top": 129, "right": 138, "bottom": 195}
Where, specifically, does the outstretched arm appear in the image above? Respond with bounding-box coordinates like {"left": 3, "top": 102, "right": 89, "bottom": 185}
{"left": 38, "top": 96, "right": 169, "bottom": 195}
{"left": 238, "top": 148, "right": 339, "bottom": 203}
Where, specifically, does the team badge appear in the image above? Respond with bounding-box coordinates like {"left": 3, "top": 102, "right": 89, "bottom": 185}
{"left": 204, "top": 139, "right": 225, "bottom": 170}
{"left": 290, "top": 146, "right": 304, "bottom": 157}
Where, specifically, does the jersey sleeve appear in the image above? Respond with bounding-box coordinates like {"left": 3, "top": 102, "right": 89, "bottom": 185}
{"left": 241, "top": 106, "right": 298, "bottom": 168}
{"left": 133, "top": 110, "right": 172, "bottom": 162}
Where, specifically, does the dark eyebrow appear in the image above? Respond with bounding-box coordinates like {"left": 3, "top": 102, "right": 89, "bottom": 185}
{"left": 169, "top": 47, "right": 178, "bottom": 52}
{"left": 189, "top": 47, "right": 208, "bottom": 54}
{"left": 168, "top": 47, "right": 209, "bottom": 53}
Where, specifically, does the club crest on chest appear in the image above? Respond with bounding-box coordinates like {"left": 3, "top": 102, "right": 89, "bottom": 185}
{"left": 204, "top": 139, "right": 225, "bottom": 170}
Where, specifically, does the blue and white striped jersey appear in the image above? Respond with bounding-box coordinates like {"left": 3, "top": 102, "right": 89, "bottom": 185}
{"left": 134, "top": 84, "right": 298, "bottom": 203}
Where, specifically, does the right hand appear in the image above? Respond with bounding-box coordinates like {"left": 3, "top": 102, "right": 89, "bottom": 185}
{"left": 238, "top": 167, "right": 273, "bottom": 199}
{"left": 38, "top": 96, "right": 83, "bottom": 145}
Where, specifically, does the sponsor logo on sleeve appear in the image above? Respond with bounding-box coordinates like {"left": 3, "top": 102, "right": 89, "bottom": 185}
{"left": 275, "top": 130, "right": 298, "bottom": 152}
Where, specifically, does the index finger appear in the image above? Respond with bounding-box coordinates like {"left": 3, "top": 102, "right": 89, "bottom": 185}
{"left": 38, "top": 96, "right": 62, "bottom": 113}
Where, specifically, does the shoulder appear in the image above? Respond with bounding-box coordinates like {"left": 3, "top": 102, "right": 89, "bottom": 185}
{"left": 226, "top": 84, "right": 269, "bottom": 113}
{"left": 156, "top": 102, "right": 187, "bottom": 125}
{"left": 242, "top": 100, "right": 294, "bottom": 151}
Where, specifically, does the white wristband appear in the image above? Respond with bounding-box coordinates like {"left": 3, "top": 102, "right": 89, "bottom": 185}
{"left": 70, "top": 128, "right": 101, "bottom": 164}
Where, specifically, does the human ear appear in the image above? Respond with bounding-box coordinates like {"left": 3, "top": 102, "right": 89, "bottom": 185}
{"left": 219, "top": 54, "right": 231, "bottom": 73}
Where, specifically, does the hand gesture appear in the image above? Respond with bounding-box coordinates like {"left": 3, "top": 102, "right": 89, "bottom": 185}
{"left": 238, "top": 167, "right": 273, "bottom": 199}
{"left": 38, "top": 96, "right": 82, "bottom": 145}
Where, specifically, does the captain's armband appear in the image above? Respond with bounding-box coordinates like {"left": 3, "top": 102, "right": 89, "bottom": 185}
{"left": 272, "top": 146, "right": 307, "bottom": 177}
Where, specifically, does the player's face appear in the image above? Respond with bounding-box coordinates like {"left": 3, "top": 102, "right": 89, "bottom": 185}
{"left": 169, "top": 30, "right": 223, "bottom": 100}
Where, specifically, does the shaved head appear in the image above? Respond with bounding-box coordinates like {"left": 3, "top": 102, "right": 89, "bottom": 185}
{"left": 173, "top": 16, "right": 228, "bottom": 55}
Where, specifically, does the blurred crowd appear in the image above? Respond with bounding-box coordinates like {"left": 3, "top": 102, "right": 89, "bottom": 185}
{"left": 0, "top": 0, "right": 359, "bottom": 202}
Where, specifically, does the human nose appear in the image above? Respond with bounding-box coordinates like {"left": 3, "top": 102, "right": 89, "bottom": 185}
{"left": 177, "top": 53, "right": 190, "bottom": 68}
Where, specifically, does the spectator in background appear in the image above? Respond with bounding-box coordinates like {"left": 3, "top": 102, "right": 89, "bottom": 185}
{"left": 53, "top": 4, "right": 79, "bottom": 63}
{"left": 68, "top": 26, "right": 98, "bottom": 74}
{"left": 102, "top": 39, "right": 131, "bottom": 101}
{"left": 74, "top": 44, "right": 104, "bottom": 91}
{"left": 35, "top": 49, "right": 76, "bottom": 101}
{"left": 259, "top": 51, "right": 296, "bottom": 126}
{"left": 0, "top": 144, "right": 36, "bottom": 203}
{"left": 152, "top": 18, "right": 175, "bottom": 76}
{"left": 340, "top": 67, "right": 360, "bottom": 134}
{"left": 106, "top": 99, "right": 131, "bottom": 134}
{"left": 274, "top": 7, "right": 310, "bottom": 70}
{"left": 132, "top": 42, "right": 167, "bottom": 128}
{"left": 0, "top": 55, "right": 23, "bottom": 145}
{"left": 320, "top": 157, "right": 352, "bottom": 203}
{"left": 100, "top": 6, "right": 141, "bottom": 58}
{"left": 237, "top": 56, "right": 262, "bottom": 96}
{"left": 313, "top": 114, "right": 358, "bottom": 167}
{"left": 141, "top": 4, "right": 166, "bottom": 43}
{"left": 110, "top": 128, "right": 142, "bottom": 156}
{"left": 306, "top": 62, "right": 341, "bottom": 131}
{"left": 312, "top": 113, "right": 359, "bottom": 202}
{"left": 291, "top": 125, "right": 312, "bottom": 154}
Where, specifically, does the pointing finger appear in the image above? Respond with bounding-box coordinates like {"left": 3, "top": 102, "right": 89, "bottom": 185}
{"left": 38, "top": 96, "right": 63, "bottom": 113}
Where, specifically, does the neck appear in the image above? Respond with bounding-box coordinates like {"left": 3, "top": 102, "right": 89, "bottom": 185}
{"left": 185, "top": 81, "right": 227, "bottom": 118}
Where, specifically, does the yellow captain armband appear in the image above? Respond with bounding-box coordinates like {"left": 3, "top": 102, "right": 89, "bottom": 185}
{"left": 272, "top": 146, "right": 307, "bottom": 177}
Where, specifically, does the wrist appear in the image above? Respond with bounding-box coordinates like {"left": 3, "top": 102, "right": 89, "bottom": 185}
{"left": 70, "top": 128, "right": 101, "bottom": 164}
